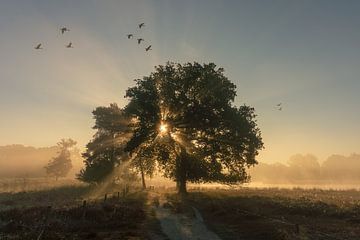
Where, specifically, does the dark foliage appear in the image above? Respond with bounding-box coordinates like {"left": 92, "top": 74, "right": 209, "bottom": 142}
{"left": 79, "top": 62, "right": 263, "bottom": 192}
{"left": 124, "top": 62, "right": 263, "bottom": 193}
{"left": 78, "top": 104, "right": 131, "bottom": 184}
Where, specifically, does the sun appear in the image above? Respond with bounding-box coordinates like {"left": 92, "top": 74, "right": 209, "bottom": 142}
{"left": 159, "top": 122, "right": 168, "bottom": 134}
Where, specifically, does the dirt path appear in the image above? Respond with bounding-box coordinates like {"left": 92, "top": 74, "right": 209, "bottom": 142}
{"left": 148, "top": 192, "right": 222, "bottom": 240}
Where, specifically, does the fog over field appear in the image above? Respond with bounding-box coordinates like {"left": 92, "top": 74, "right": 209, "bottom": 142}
{"left": 249, "top": 153, "right": 360, "bottom": 187}
{"left": 0, "top": 144, "right": 83, "bottom": 178}
{"left": 1, "top": 144, "right": 359, "bottom": 189}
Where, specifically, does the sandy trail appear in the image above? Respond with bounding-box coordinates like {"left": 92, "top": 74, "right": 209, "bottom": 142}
{"left": 149, "top": 192, "right": 222, "bottom": 240}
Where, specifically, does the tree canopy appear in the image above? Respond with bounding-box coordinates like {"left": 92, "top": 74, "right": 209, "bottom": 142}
{"left": 79, "top": 62, "right": 263, "bottom": 193}
{"left": 77, "top": 104, "right": 130, "bottom": 184}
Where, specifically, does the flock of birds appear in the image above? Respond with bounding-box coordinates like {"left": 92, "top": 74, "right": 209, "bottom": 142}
{"left": 34, "top": 23, "right": 152, "bottom": 52}
{"left": 34, "top": 23, "right": 282, "bottom": 111}
{"left": 126, "top": 22, "right": 152, "bottom": 52}
{"left": 34, "top": 27, "right": 72, "bottom": 50}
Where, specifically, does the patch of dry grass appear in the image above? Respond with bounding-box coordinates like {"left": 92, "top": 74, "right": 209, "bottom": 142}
{"left": 187, "top": 188, "right": 360, "bottom": 240}
{"left": 0, "top": 185, "right": 150, "bottom": 240}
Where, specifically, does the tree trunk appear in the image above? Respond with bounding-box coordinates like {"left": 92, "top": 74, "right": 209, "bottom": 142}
{"left": 176, "top": 146, "right": 188, "bottom": 195}
{"left": 141, "top": 169, "right": 146, "bottom": 190}
{"left": 139, "top": 159, "right": 146, "bottom": 189}
{"left": 178, "top": 175, "right": 187, "bottom": 195}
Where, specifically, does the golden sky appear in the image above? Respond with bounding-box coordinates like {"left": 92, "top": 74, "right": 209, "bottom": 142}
{"left": 1, "top": 1, "right": 359, "bottom": 163}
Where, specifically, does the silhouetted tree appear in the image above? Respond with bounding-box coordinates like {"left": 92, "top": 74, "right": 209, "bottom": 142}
{"left": 123, "top": 62, "right": 263, "bottom": 194}
{"left": 131, "top": 143, "right": 157, "bottom": 189}
{"left": 79, "top": 63, "right": 263, "bottom": 192}
{"left": 78, "top": 103, "right": 157, "bottom": 186}
{"left": 78, "top": 104, "right": 131, "bottom": 184}
{"left": 45, "top": 139, "right": 77, "bottom": 180}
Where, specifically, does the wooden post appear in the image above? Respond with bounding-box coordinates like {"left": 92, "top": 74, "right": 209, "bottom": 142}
{"left": 117, "top": 192, "right": 120, "bottom": 200}
{"left": 295, "top": 224, "right": 300, "bottom": 234}
{"left": 82, "top": 200, "right": 87, "bottom": 219}
{"left": 104, "top": 193, "right": 107, "bottom": 202}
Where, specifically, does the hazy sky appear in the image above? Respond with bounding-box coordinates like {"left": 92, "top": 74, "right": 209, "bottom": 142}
{"left": 1, "top": 0, "right": 360, "bottom": 163}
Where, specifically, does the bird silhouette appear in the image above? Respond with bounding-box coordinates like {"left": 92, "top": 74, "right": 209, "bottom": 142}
{"left": 60, "top": 27, "right": 70, "bottom": 34}
{"left": 145, "top": 45, "right": 152, "bottom": 51}
{"left": 34, "top": 43, "right": 43, "bottom": 50}
{"left": 127, "top": 34, "right": 133, "bottom": 39}
{"left": 278, "top": 107, "right": 282, "bottom": 111}
{"left": 66, "top": 42, "right": 73, "bottom": 48}
{"left": 137, "top": 38, "right": 144, "bottom": 44}
{"left": 277, "top": 103, "right": 282, "bottom": 106}
{"left": 138, "top": 23, "right": 145, "bottom": 29}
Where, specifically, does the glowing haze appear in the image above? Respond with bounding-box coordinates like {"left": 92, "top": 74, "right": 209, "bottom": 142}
{"left": 1, "top": 1, "right": 360, "bottom": 163}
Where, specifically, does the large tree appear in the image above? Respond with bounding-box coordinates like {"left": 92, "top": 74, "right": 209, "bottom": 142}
{"left": 79, "top": 62, "right": 263, "bottom": 193}
{"left": 45, "top": 138, "right": 77, "bottom": 180}
{"left": 123, "top": 62, "right": 263, "bottom": 194}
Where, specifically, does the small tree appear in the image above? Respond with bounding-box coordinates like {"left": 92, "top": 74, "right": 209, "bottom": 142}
{"left": 130, "top": 143, "right": 157, "bottom": 189}
{"left": 45, "top": 139, "right": 77, "bottom": 180}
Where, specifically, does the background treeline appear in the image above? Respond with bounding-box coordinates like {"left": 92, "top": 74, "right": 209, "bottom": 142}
{"left": 1, "top": 145, "right": 360, "bottom": 184}
{"left": 250, "top": 154, "right": 360, "bottom": 184}
{"left": 0, "top": 145, "right": 83, "bottom": 178}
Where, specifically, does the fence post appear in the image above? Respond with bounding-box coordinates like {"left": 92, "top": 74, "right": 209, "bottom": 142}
{"left": 295, "top": 224, "right": 300, "bottom": 234}
{"left": 82, "top": 200, "right": 87, "bottom": 219}
{"left": 104, "top": 193, "right": 107, "bottom": 202}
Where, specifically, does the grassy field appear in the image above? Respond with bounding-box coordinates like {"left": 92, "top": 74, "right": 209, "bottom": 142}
{"left": 1, "top": 184, "right": 360, "bottom": 240}
{"left": 0, "top": 178, "right": 85, "bottom": 194}
{"left": 185, "top": 188, "right": 360, "bottom": 240}
{"left": 0, "top": 183, "right": 165, "bottom": 240}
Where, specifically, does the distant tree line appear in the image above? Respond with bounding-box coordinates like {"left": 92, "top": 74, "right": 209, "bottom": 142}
{"left": 250, "top": 154, "right": 360, "bottom": 184}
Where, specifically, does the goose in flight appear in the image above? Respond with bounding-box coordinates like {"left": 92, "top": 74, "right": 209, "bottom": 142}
{"left": 137, "top": 38, "right": 144, "bottom": 44}
{"left": 127, "top": 34, "right": 133, "bottom": 39}
{"left": 34, "top": 43, "right": 43, "bottom": 49}
{"left": 145, "top": 45, "right": 152, "bottom": 51}
{"left": 60, "top": 27, "right": 70, "bottom": 34}
{"left": 138, "top": 23, "right": 145, "bottom": 29}
{"left": 66, "top": 42, "right": 73, "bottom": 48}
{"left": 277, "top": 103, "right": 282, "bottom": 107}
{"left": 278, "top": 107, "right": 282, "bottom": 111}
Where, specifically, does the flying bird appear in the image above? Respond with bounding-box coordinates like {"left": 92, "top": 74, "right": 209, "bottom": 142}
{"left": 145, "top": 45, "right": 152, "bottom": 51}
{"left": 278, "top": 107, "right": 282, "bottom": 111}
{"left": 34, "top": 43, "right": 43, "bottom": 50}
{"left": 127, "top": 34, "right": 133, "bottom": 39}
{"left": 277, "top": 103, "right": 282, "bottom": 106}
{"left": 138, "top": 23, "right": 145, "bottom": 29}
{"left": 60, "top": 27, "right": 70, "bottom": 34}
{"left": 137, "top": 38, "right": 144, "bottom": 44}
{"left": 66, "top": 42, "right": 73, "bottom": 48}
